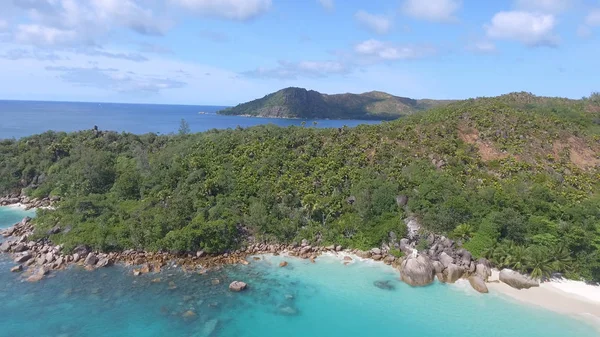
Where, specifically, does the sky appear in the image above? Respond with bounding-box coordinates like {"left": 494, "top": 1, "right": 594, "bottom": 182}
{"left": 0, "top": 0, "right": 599, "bottom": 105}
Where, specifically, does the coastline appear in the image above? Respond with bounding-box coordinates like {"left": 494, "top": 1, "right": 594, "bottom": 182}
{"left": 3, "top": 199, "right": 600, "bottom": 333}
{"left": 486, "top": 270, "right": 600, "bottom": 331}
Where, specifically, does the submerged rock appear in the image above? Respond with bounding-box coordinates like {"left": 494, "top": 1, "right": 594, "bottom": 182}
{"left": 10, "top": 265, "right": 23, "bottom": 273}
{"left": 195, "top": 319, "right": 218, "bottom": 337}
{"left": 278, "top": 305, "right": 299, "bottom": 316}
{"left": 468, "top": 275, "right": 489, "bottom": 293}
{"left": 374, "top": 280, "right": 395, "bottom": 290}
{"left": 182, "top": 310, "right": 197, "bottom": 320}
{"left": 229, "top": 281, "right": 247, "bottom": 292}
{"left": 499, "top": 269, "right": 539, "bottom": 289}
{"left": 399, "top": 254, "right": 435, "bottom": 287}
{"left": 279, "top": 261, "right": 288, "bottom": 267}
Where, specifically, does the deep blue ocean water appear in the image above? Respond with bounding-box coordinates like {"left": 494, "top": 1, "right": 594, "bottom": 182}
{"left": 0, "top": 206, "right": 598, "bottom": 337}
{"left": 0, "top": 100, "right": 380, "bottom": 139}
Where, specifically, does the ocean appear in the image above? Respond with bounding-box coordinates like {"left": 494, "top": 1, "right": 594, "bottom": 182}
{"left": 0, "top": 100, "right": 380, "bottom": 139}
{"left": 0, "top": 206, "right": 598, "bottom": 337}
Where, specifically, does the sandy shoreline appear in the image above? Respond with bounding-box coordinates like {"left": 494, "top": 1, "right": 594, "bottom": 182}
{"left": 486, "top": 270, "right": 600, "bottom": 331}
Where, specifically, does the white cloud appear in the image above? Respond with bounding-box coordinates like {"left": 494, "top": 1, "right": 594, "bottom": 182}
{"left": 171, "top": 0, "right": 271, "bottom": 20}
{"left": 317, "top": 0, "right": 334, "bottom": 11}
{"left": 246, "top": 60, "right": 348, "bottom": 79}
{"left": 91, "top": 0, "right": 169, "bottom": 36}
{"left": 0, "top": 19, "right": 7, "bottom": 31}
{"left": 16, "top": 24, "right": 79, "bottom": 46}
{"left": 355, "top": 10, "right": 393, "bottom": 34}
{"left": 467, "top": 41, "right": 497, "bottom": 53}
{"left": 586, "top": 9, "right": 600, "bottom": 26}
{"left": 9, "top": 0, "right": 168, "bottom": 47}
{"left": 243, "top": 60, "right": 348, "bottom": 79}
{"left": 514, "top": 0, "right": 572, "bottom": 14}
{"left": 485, "top": 11, "right": 558, "bottom": 47}
{"left": 402, "top": 0, "right": 461, "bottom": 23}
{"left": 354, "top": 39, "right": 435, "bottom": 61}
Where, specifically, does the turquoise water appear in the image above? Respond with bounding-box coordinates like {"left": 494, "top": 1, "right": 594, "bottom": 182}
{"left": 0, "top": 206, "right": 36, "bottom": 228}
{"left": 0, "top": 206, "right": 598, "bottom": 337}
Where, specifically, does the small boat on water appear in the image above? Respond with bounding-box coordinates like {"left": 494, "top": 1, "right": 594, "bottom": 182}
{"left": 198, "top": 111, "right": 207, "bottom": 115}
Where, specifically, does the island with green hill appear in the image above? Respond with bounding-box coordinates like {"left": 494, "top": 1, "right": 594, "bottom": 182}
{"left": 217, "top": 87, "right": 454, "bottom": 120}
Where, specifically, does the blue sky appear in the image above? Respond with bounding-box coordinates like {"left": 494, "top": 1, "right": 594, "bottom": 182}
{"left": 0, "top": 0, "right": 599, "bottom": 105}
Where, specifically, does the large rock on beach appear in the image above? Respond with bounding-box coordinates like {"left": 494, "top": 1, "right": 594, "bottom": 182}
{"left": 439, "top": 252, "right": 454, "bottom": 268}
{"left": 432, "top": 260, "right": 444, "bottom": 274}
{"left": 499, "top": 269, "right": 539, "bottom": 289}
{"left": 443, "top": 263, "right": 463, "bottom": 283}
{"left": 0, "top": 241, "right": 12, "bottom": 252}
{"left": 14, "top": 252, "right": 32, "bottom": 263}
{"left": 476, "top": 258, "right": 492, "bottom": 281}
{"left": 229, "top": 281, "right": 247, "bottom": 292}
{"left": 84, "top": 253, "right": 98, "bottom": 266}
{"left": 399, "top": 254, "right": 435, "bottom": 287}
{"left": 468, "top": 275, "right": 489, "bottom": 293}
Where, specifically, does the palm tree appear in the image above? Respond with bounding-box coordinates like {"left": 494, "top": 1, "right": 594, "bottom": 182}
{"left": 506, "top": 245, "right": 527, "bottom": 273}
{"left": 526, "top": 247, "right": 553, "bottom": 280}
{"left": 550, "top": 244, "right": 572, "bottom": 273}
{"left": 452, "top": 223, "right": 475, "bottom": 241}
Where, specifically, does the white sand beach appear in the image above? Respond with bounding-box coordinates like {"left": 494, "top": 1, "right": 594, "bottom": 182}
{"left": 487, "top": 270, "right": 600, "bottom": 331}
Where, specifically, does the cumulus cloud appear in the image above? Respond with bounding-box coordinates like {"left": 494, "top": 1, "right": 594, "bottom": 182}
{"left": 355, "top": 10, "right": 393, "bottom": 34}
{"left": 243, "top": 60, "right": 349, "bottom": 79}
{"left": 586, "top": 9, "right": 600, "bottom": 26}
{"left": 354, "top": 39, "right": 435, "bottom": 61}
{"left": 317, "top": 0, "right": 334, "bottom": 11}
{"left": 46, "top": 65, "right": 187, "bottom": 93}
{"left": 485, "top": 11, "right": 558, "bottom": 47}
{"left": 15, "top": 24, "right": 79, "bottom": 46}
{"left": 9, "top": 0, "right": 169, "bottom": 47}
{"left": 466, "top": 41, "right": 497, "bottom": 53}
{"left": 402, "top": 0, "right": 461, "bottom": 23}
{"left": 171, "top": 0, "right": 272, "bottom": 20}
{"left": 514, "top": 0, "right": 572, "bottom": 14}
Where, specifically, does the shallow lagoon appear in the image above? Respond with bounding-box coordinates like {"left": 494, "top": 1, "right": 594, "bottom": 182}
{"left": 0, "top": 207, "right": 598, "bottom": 337}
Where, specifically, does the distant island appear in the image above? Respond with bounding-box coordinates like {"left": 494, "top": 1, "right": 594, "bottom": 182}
{"left": 217, "top": 87, "right": 454, "bottom": 120}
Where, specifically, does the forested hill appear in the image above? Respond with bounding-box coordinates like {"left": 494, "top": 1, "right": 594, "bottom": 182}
{"left": 217, "top": 87, "right": 453, "bottom": 120}
{"left": 1, "top": 92, "right": 600, "bottom": 281}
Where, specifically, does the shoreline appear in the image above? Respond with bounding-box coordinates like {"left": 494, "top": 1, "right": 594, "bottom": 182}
{"left": 486, "top": 270, "right": 600, "bottom": 331}
{"left": 3, "top": 200, "right": 600, "bottom": 332}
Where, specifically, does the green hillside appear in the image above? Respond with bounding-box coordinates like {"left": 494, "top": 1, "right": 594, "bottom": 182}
{"left": 1, "top": 92, "right": 599, "bottom": 280}
{"left": 217, "top": 87, "right": 452, "bottom": 120}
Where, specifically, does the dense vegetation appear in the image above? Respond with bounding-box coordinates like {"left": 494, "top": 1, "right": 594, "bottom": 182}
{"left": 218, "top": 87, "right": 452, "bottom": 120}
{"left": 1, "top": 93, "right": 599, "bottom": 281}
